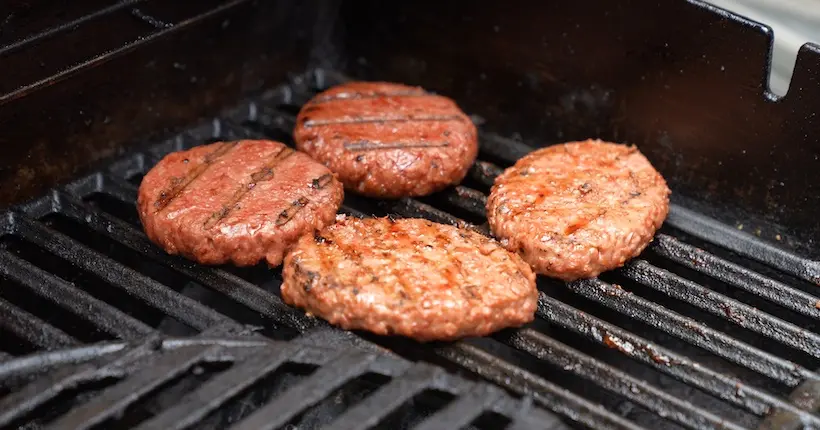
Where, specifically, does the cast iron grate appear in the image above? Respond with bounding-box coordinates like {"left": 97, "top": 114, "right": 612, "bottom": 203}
{"left": 0, "top": 336, "right": 552, "bottom": 429}
{"left": 0, "top": 69, "right": 818, "bottom": 429}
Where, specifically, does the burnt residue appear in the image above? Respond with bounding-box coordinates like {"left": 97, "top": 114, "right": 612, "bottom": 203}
{"left": 592, "top": 325, "right": 674, "bottom": 367}
{"left": 721, "top": 303, "right": 745, "bottom": 324}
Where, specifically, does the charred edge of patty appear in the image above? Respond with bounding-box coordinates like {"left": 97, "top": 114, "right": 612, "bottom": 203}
{"left": 153, "top": 141, "right": 238, "bottom": 212}
{"left": 313, "top": 229, "right": 333, "bottom": 244}
{"left": 342, "top": 140, "right": 451, "bottom": 152}
{"left": 306, "top": 90, "right": 431, "bottom": 105}
{"left": 301, "top": 114, "right": 466, "bottom": 128}
{"left": 202, "top": 147, "right": 295, "bottom": 229}
{"left": 290, "top": 257, "right": 321, "bottom": 293}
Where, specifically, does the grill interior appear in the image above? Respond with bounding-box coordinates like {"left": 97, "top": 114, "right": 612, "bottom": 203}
{"left": 0, "top": 337, "right": 552, "bottom": 430}
{"left": 0, "top": 70, "right": 819, "bottom": 430}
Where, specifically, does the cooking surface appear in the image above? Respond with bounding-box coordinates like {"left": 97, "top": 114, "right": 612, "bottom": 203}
{"left": 0, "top": 71, "right": 818, "bottom": 429}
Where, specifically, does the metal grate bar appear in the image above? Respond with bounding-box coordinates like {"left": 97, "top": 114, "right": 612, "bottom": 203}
{"left": 538, "top": 292, "right": 820, "bottom": 422}
{"left": 651, "top": 234, "right": 820, "bottom": 320}
{"left": 442, "top": 186, "right": 488, "bottom": 215}
{"left": 13, "top": 215, "right": 237, "bottom": 331}
{"left": 1, "top": 0, "right": 254, "bottom": 104}
{"left": 316, "top": 363, "right": 441, "bottom": 430}
{"left": 134, "top": 343, "right": 301, "bottom": 430}
{"left": 0, "top": 343, "right": 129, "bottom": 382}
{"left": 437, "top": 342, "right": 645, "bottom": 430}
{"left": 56, "top": 191, "right": 315, "bottom": 331}
{"left": 0, "top": 0, "right": 147, "bottom": 56}
{"left": 570, "top": 279, "right": 817, "bottom": 386}
{"left": 46, "top": 345, "right": 220, "bottom": 430}
{"left": 0, "top": 338, "right": 157, "bottom": 427}
{"left": 231, "top": 350, "right": 379, "bottom": 430}
{"left": 469, "top": 160, "right": 504, "bottom": 188}
{"left": 0, "top": 296, "right": 77, "bottom": 349}
{"left": 665, "top": 205, "right": 820, "bottom": 284}
{"left": 0, "top": 249, "right": 154, "bottom": 340}
{"left": 100, "top": 173, "right": 140, "bottom": 202}
{"left": 622, "top": 260, "right": 820, "bottom": 358}
{"left": 411, "top": 383, "right": 501, "bottom": 430}
{"left": 502, "top": 328, "right": 746, "bottom": 430}
{"left": 478, "top": 133, "right": 536, "bottom": 163}
{"left": 340, "top": 204, "right": 368, "bottom": 218}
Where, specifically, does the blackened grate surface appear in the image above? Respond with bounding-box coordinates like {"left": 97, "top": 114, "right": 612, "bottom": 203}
{"left": 0, "top": 337, "right": 552, "bottom": 429}
{"left": 0, "top": 70, "right": 818, "bottom": 430}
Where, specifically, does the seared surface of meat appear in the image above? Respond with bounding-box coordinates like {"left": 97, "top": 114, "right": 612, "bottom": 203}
{"left": 487, "top": 139, "right": 670, "bottom": 281}
{"left": 281, "top": 216, "right": 538, "bottom": 342}
{"left": 137, "top": 140, "right": 344, "bottom": 267}
{"left": 293, "top": 82, "right": 478, "bottom": 198}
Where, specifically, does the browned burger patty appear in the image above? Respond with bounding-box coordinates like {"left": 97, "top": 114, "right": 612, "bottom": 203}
{"left": 137, "top": 140, "right": 344, "bottom": 267}
{"left": 487, "top": 139, "right": 671, "bottom": 281}
{"left": 281, "top": 216, "right": 538, "bottom": 342}
{"left": 293, "top": 81, "right": 478, "bottom": 198}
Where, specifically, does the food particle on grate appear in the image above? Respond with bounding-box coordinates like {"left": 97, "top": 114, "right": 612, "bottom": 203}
{"left": 137, "top": 139, "right": 344, "bottom": 267}
{"left": 487, "top": 139, "right": 670, "bottom": 281}
{"left": 280, "top": 215, "right": 537, "bottom": 342}
{"left": 292, "top": 81, "right": 478, "bottom": 198}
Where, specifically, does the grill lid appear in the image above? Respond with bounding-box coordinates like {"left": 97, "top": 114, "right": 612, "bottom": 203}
{"left": 0, "top": 71, "right": 818, "bottom": 430}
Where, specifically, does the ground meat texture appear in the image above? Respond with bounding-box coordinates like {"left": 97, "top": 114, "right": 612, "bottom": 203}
{"left": 137, "top": 140, "right": 344, "bottom": 267}
{"left": 281, "top": 216, "right": 538, "bottom": 342}
{"left": 293, "top": 81, "right": 478, "bottom": 198}
{"left": 487, "top": 139, "right": 670, "bottom": 281}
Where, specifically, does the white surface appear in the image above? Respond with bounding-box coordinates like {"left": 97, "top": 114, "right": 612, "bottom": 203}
{"left": 703, "top": 0, "right": 820, "bottom": 96}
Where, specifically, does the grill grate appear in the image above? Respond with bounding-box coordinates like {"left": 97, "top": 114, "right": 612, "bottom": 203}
{"left": 0, "top": 337, "right": 549, "bottom": 430}
{"left": 0, "top": 70, "right": 818, "bottom": 429}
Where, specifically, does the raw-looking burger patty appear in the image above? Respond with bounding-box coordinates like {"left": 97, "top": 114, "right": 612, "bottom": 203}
{"left": 281, "top": 216, "right": 538, "bottom": 342}
{"left": 487, "top": 139, "right": 671, "bottom": 281}
{"left": 293, "top": 81, "right": 478, "bottom": 198}
{"left": 137, "top": 140, "right": 344, "bottom": 267}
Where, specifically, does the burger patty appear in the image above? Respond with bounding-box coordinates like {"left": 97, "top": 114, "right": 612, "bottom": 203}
{"left": 293, "top": 81, "right": 478, "bottom": 198}
{"left": 137, "top": 140, "right": 344, "bottom": 267}
{"left": 281, "top": 216, "right": 538, "bottom": 342}
{"left": 487, "top": 139, "right": 670, "bottom": 281}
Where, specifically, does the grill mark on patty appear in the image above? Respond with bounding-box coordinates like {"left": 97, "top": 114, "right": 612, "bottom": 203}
{"left": 276, "top": 196, "right": 310, "bottom": 227}
{"left": 310, "top": 173, "right": 334, "bottom": 189}
{"left": 202, "top": 147, "right": 295, "bottom": 229}
{"left": 343, "top": 140, "right": 450, "bottom": 152}
{"left": 153, "top": 141, "right": 238, "bottom": 212}
{"left": 307, "top": 90, "right": 430, "bottom": 105}
{"left": 275, "top": 173, "right": 339, "bottom": 228}
{"left": 302, "top": 114, "right": 465, "bottom": 128}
